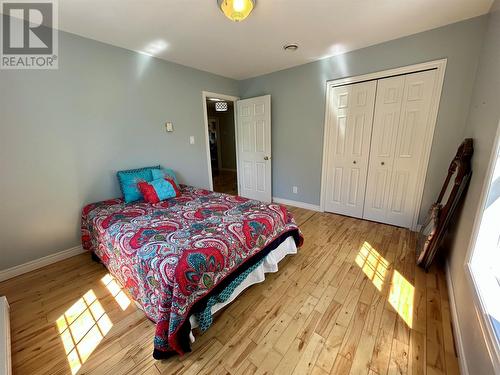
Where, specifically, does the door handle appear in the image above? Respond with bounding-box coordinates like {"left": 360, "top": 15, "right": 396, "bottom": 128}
{"left": 264, "top": 156, "right": 270, "bottom": 160}
{"left": 381, "top": 161, "right": 385, "bottom": 166}
{"left": 353, "top": 160, "right": 357, "bottom": 164}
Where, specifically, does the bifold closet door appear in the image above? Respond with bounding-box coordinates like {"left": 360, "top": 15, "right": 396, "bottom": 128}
{"left": 324, "top": 81, "right": 377, "bottom": 218}
{"left": 363, "top": 70, "right": 437, "bottom": 227}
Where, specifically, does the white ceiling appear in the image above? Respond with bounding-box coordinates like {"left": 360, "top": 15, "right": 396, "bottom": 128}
{"left": 57, "top": 0, "right": 493, "bottom": 80}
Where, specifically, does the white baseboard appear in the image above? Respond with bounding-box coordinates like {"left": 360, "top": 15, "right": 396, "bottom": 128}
{"left": 0, "top": 296, "right": 11, "bottom": 375}
{"left": 446, "top": 261, "right": 469, "bottom": 375}
{"left": 0, "top": 245, "right": 85, "bottom": 282}
{"left": 272, "top": 197, "right": 321, "bottom": 212}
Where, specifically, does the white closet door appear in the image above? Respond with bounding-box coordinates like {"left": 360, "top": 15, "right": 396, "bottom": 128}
{"left": 364, "top": 70, "right": 437, "bottom": 227}
{"left": 385, "top": 70, "right": 437, "bottom": 227}
{"left": 363, "top": 76, "right": 405, "bottom": 223}
{"left": 324, "top": 81, "right": 377, "bottom": 218}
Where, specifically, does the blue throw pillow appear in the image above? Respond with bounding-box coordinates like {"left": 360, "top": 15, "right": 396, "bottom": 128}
{"left": 150, "top": 178, "right": 178, "bottom": 201}
{"left": 152, "top": 167, "right": 179, "bottom": 185}
{"left": 117, "top": 165, "right": 160, "bottom": 203}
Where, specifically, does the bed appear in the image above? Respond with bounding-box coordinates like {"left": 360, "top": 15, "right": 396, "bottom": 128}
{"left": 81, "top": 185, "right": 303, "bottom": 359}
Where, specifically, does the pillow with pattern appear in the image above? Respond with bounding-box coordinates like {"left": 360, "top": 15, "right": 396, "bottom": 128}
{"left": 152, "top": 167, "right": 179, "bottom": 186}
{"left": 137, "top": 177, "right": 180, "bottom": 204}
{"left": 117, "top": 165, "right": 160, "bottom": 203}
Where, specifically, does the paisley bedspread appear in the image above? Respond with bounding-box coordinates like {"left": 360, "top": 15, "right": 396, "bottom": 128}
{"left": 81, "top": 185, "right": 303, "bottom": 358}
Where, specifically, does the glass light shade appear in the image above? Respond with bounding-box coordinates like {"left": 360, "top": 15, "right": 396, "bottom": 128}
{"left": 219, "top": 0, "right": 255, "bottom": 22}
{"left": 215, "top": 101, "right": 228, "bottom": 112}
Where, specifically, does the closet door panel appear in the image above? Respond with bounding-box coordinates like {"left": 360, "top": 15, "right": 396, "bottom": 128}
{"left": 324, "top": 81, "right": 377, "bottom": 218}
{"left": 372, "top": 168, "right": 390, "bottom": 209}
{"left": 385, "top": 69, "right": 437, "bottom": 227}
{"left": 363, "top": 76, "right": 405, "bottom": 222}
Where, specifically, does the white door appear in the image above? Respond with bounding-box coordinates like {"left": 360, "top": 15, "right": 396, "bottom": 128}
{"left": 236, "top": 95, "right": 272, "bottom": 202}
{"left": 363, "top": 70, "right": 437, "bottom": 227}
{"left": 362, "top": 75, "right": 405, "bottom": 223}
{"left": 324, "top": 81, "right": 377, "bottom": 218}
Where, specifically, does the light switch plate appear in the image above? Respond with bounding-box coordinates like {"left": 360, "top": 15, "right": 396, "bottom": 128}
{"left": 189, "top": 136, "right": 195, "bottom": 144}
{"left": 165, "top": 122, "right": 174, "bottom": 132}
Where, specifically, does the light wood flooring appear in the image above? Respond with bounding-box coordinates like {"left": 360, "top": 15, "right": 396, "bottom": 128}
{"left": 212, "top": 170, "right": 238, "bottom": 195}
{"left": 0, "top": 207, "right": 460, "bottom": 375}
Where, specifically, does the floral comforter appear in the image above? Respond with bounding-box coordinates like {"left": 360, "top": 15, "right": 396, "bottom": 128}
{"left": 81, "top": 185, "right": 303, "bottom": 358}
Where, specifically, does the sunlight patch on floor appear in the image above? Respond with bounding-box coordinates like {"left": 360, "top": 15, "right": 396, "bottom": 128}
{"left": 356, "top": 242, "right": 415, "bottom": 328}
{"left": 56, "top": 290, "right": 113, "bottom": 374}
{"left": 355, "top": 241, "right": 390, "bottom": 291}
{"left": 101, "top": 273, "right": 131, "bottom": 310}
{"left": 388, "top": 270, "right": 415, "bottom": 328}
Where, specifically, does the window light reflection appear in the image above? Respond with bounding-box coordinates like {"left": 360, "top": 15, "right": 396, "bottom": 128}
{"left": 355, "top": 241, "right": 389, "bottom": 291}
{"left": 56, "top": 290, "right": 113, "bottom": 374}
{"left": 101, "top": 273, "right": 131, "bottom": 310}
{"left": 355, "top": 242, "right": 415, "bottom": 328}
{"left": 388, "top": 270, "right": 415, "bottom": 328}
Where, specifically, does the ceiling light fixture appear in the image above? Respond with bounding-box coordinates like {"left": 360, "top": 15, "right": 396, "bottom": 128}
{"left": 283, "top": 43, "right": 299, "bottom": 52}
{"left": 218, "top": 0, "right": 255, "bottom": 22}
{"left": 215, "top": 102, "right": 228, "bottom": 112}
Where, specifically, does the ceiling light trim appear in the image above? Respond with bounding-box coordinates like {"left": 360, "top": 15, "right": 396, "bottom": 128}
{"left": 283, "top": 43, "right": 299, "bottom": 52}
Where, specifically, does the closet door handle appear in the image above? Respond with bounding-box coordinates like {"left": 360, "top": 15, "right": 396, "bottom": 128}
{"left": 381, "top": 162, "right": 385, "bottom": 166}
{"left": 353, "top": 160, "right": 357, "bottom": 164}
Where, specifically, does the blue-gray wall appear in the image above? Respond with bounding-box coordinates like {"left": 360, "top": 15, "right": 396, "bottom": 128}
{"left": 0, "top": 15, "right": 491, "bottom": 273}
{"left": 0, "top": 26, "right": 238, "bottom": 270}
{"left": 447, "top": 2, "right": 500, "bottom": 373}
{"left": 239, "top": 16, "right": 487, "bottom": 222}
{"left": 1, "top": 10, "right": 498, "bottom": 373}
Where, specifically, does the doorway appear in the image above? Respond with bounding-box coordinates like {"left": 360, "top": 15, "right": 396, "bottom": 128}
{"left": 203, "top": 93, "right": 238, "bottom": 195}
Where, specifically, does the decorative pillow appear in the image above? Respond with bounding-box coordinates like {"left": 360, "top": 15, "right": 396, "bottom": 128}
{"left": 117, "top": 165, "right": 160, "bottom": 203}
{"left": 138, "top": 177, "right": 180, "bottom": 204}
{"left": 152, "top": 167, "right": 179, "bottom": 185}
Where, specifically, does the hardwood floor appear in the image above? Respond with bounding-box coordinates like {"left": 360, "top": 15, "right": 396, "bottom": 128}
{"left": 212, "top": 170, "right": 238, "bottom": 195}
{"left": 0, "top": 208, "right": 460, "bottom": 375}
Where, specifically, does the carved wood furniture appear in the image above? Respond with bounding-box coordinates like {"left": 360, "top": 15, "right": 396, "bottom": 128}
{"left": 417, "top": 138, "right": 474, "bottom": 271}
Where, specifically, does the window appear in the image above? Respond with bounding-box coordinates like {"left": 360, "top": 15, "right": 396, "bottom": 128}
{"left": 467, "top": 122, "right": 500, "bottom": 372}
